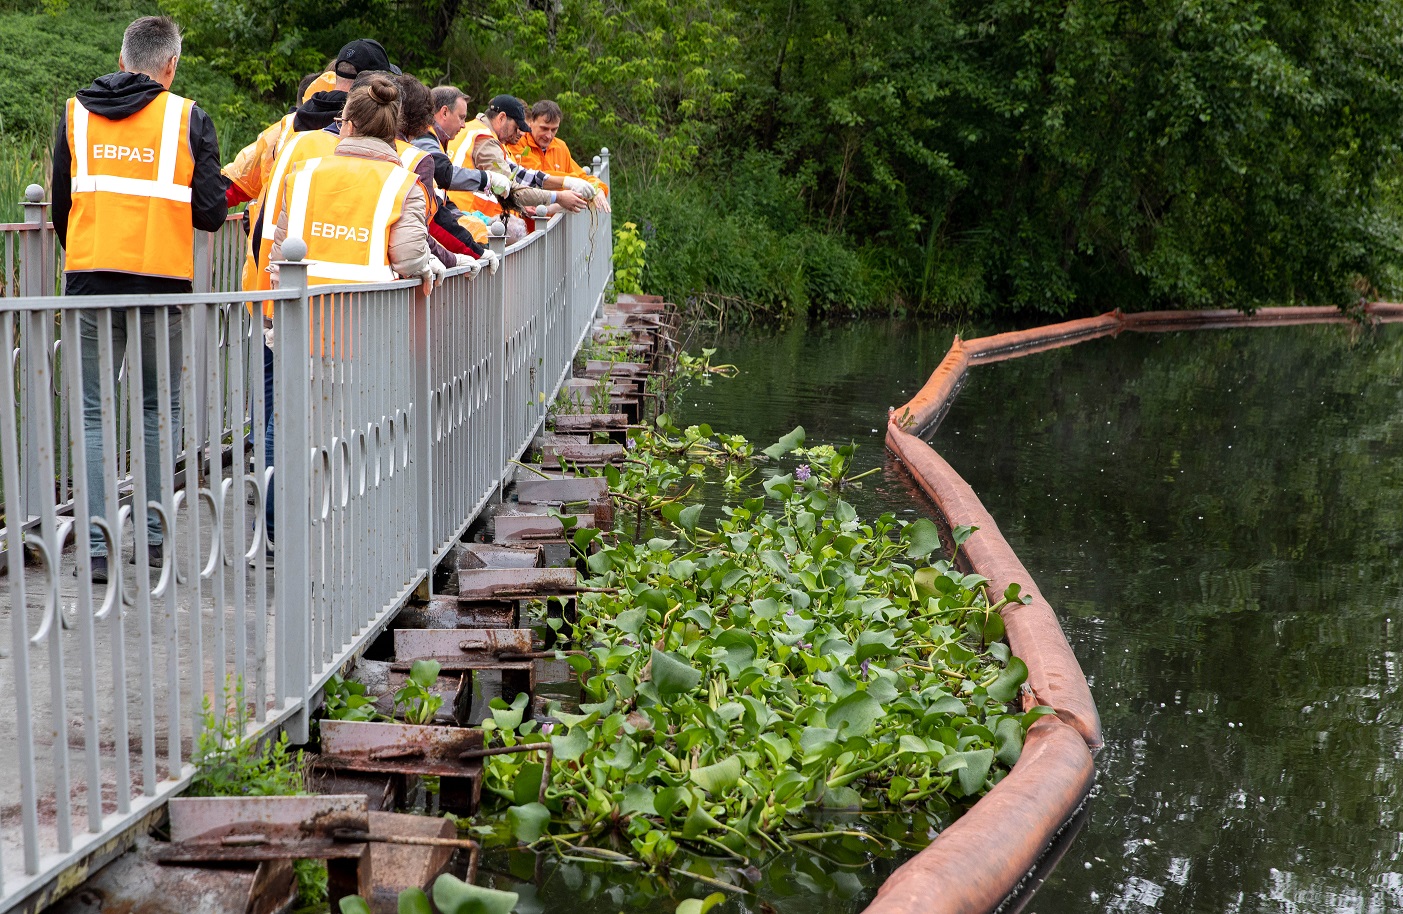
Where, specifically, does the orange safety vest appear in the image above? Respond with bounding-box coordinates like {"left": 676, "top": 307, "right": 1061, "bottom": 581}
{"left": 285, "top": 155, "right": 417, "bottom": 285}
{"left": 243, "top": 126, "right": 339, "bottom": 298}
{"left": 509, "top": 133, "right": 609, "bottom": 197}
{"left": 64, "top": 91, "right": 196, "bottom": 280}
{"left": 284, "top": 154, "right": 417, "bottom": 359}
{"left": 394, "top": 139, "right": 441, "bottom": 221}
{"left": 445, "top": 120, "right": 504, "bottom": 218}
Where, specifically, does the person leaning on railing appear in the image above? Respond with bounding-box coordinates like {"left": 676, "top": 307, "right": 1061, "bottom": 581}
{"left": 392, "top": 73, "right": 499, "bottom": 271}
{"left": 444, "top": 94, "right": 593, "bottom": 237}
{"left": 49, "top": 15, "right": 229, "bottom": 582}
{"left": 508, "top": 99, "right": 611, "bottom": 214}
{"left": 268, "top": 75, "right": 441, "bottom": 293}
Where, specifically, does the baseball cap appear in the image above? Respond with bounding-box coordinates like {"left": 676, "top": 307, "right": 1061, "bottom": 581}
{"left": 487, "top": 95, "right": 529, "bottom": 132}
{"left": 334, "top": 39, "right": 399, "bottom": 78}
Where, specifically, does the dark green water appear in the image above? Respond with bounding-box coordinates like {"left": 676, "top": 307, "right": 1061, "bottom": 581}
{"left": 678, "top": 319, "right": 1403, "bottom": 912}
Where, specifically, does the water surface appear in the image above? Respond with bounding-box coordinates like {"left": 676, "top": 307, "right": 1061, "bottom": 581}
{"left": 491, "top": 318, "right": 1403, "bottom": 912}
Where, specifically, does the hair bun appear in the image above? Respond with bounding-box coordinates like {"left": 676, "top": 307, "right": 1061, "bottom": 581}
{"left": 368, "top": 75, "right": 399, "bottom": 105}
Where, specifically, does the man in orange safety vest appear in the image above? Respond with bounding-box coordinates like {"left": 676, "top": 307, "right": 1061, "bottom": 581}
{"left": 50, "top": 15, "right": 228, "bottom": 581}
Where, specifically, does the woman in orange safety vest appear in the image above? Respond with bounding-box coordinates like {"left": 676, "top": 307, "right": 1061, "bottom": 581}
{"left": 269, "top": 75, "right": 442, "bottom": 292}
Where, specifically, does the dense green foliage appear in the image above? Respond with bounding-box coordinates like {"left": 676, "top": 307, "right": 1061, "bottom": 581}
{"left": 6, "top": 0, "right": 1403, "bottom": 316}
{"left": 471, "top": 421, "right": 1047, "bottom": 872}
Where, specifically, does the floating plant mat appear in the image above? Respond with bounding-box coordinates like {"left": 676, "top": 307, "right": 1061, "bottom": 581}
{"left": 462, "top": 419, "right": 1049, "bottom": 911}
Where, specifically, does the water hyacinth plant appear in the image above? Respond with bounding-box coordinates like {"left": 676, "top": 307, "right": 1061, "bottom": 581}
{"left": 475, "top": 421, "right": 1049, "bottom": 872}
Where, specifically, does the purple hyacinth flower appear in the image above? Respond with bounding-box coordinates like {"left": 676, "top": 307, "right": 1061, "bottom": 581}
{"left": 860, "top": 658, "right": 871, "bottom": 680}
{"left": 795, "top": 464, "right": 812, "bottom": 482}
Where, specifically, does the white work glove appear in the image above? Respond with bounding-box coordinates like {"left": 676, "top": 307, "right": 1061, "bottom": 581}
{"left": 485, "top": 170, "right": 513, "bottom": 197}
{"left": 563, "top": 176, "right": 597, "bottom": 200}
{"left": 419, "top": 254, "right": 446, "bottom": 295}
{"left": 480, "top": 249, "right": 500, "bottom": 275}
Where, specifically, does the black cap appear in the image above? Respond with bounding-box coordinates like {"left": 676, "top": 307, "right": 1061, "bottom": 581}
{"left": 487, "top": 94, "right": 529, "bottom": 132}
{"left": 334, "top": 39, "right": 398, "bottom": 78}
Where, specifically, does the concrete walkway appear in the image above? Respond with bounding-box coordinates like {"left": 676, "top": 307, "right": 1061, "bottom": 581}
{"left": 0, "top": 492, "right": 277, "bottom": 893}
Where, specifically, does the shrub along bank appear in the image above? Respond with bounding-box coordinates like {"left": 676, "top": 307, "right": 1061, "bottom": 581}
{"left": 472, "top": 421, "right": 1049, "bottom": 875}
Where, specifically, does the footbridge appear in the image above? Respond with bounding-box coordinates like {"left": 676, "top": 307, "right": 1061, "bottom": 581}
{"left": 0, "top": 149, "right": 612, "bottom": 913}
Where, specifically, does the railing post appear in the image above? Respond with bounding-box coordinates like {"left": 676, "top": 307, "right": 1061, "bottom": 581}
{"left": 411, "top": 280, "right": 433, "bottom": 576}
{"left": 490, "top": 221, "right": 508, "bottom": 502}
{"left": 17, "top": 184, "right": 51, "bottom": 539}
{"left": 273, "top": 239, "right": 312, "bottom": 743}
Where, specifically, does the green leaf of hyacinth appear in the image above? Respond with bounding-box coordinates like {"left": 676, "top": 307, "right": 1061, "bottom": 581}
{"left": 675, "top": 893, "right": 726, "bottom": 914}
{"left": 408, "top": 659, "right": 441, "bottom": 689}
{"left": 550, "top": 727, "right": 591, "bottom": 762}
{"left": 762, "top": 426, "right": 805, "bottom": 460}
{"left": 940, "top": 748, "right": 995, "bottom": 796}
{"left": 826, "top": 691, "right": 884, "bottom": 737}
{"left": 677, "top": 504, "right": 703, "bottom": 532}
{"left": 396, "top": 888, "right": 432, "bottom": 914}
{"left": 688, "top": 754, "right": 742, "bottom": 794}
{"left": 339, "top": 896, "right": 372, "bottom": 914}
{"left": 506, "top": 802, "right": 550, "bottom": 843}
{"left": 512, "top": 762, "right": 544, "bottom": 806}
{"left": 987, "top": 657, "right": 1029, "bottom": 703}
{"left": 651, "top": 648, "right": 702, "bottom": 698}
{"left": 431, "top": 873, "right": 519, "bottom": 914}
{"left": 905, "top": 518, "right": 942, "bottom": 559}
{"left": 994, "top": 717, "right": 1024, "bottom": 766}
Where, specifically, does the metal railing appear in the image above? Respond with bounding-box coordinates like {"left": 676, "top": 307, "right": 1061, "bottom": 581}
{"left": 0, "top": 149, "right": 612, "bottom": 912}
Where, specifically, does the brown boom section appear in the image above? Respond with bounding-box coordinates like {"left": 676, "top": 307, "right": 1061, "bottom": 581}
{"left": 863, "top": 717, "right": 1095, "bottom": 914}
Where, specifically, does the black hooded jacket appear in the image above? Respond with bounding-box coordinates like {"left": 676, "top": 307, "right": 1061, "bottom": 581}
{"left": 51, "top": 71, "right": 228, "bottom": 295}
{"left": 293, "top": 91, "right": 347, "bottom": 132}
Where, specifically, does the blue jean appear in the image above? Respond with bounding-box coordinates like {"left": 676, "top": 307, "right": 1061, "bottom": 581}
{"left": 259, "top": 340, "right": 275, "bottom": 541}
{"left": 79, "top": 308, "right": 182, "bottom": 556}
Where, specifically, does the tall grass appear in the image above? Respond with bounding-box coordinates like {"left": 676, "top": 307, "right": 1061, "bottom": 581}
{"left": 0, "top": 133, "right": 48, "bottom": 224}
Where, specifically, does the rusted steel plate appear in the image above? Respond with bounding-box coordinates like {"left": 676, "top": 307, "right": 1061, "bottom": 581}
{"left": 535, "top": 432, "right": 588, "bottom": 447}
{"left": 457, "top": 566, "right": 577, "bottom": 599}
{"left": 168, "top": 795, "right": 369, "bottom": 845}
{"left": 320, "top": 720, "right": 484, "bottom": 761}
{"left": 583, "top": 359, "right": 648, "bottom": 375}
{"left": 394, "top": 628, "right": 534, "bottom": 663}
{"left": 365, "top": 812, "right": 457, "bottom": 907}
{"left": 613, "top": 292, "right": 665, "bottom": 306}
{"left": 494, "top": 513, "right": 594, "bottom": 542}
{"left": 457, "top": 542, "right": 544, "bottom": 569}
{"left": 538, "top": 442, "right": 626, "bottom": 465}
{"left": 564, "top": 377, "right": 639, "bottom": 394}
{"left": 409, "top": 597, "right": 518, "bottom": 629}
{"left": 309, "top": 770, "right": 400, "bottom": 811}
{"left": 516, "top": 475, "right": 609, "bottom": 505}
{"left": 49, "top": 849, "right": 297, "bottom": 914}
{"left": 157, "top": 841, "right": 368, "bottom": 863}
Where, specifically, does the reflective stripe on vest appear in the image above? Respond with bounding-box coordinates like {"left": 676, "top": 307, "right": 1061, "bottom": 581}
{"left": 285, "top": 156, "right": 417, "bottom": 284}
{"left": 446, "top": 124, "right": 503, "bottom": 217}
{"left": 242, "top": 127, "right": 339, "bottom": 299}
{"left": 66, "top": 92, "right": 196, "bottom": 279}
{"left": 395, "top": 140, "right": 442, "bottom": 218}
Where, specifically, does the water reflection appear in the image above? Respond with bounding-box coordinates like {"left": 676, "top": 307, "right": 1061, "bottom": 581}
{"left": 936, "top": 324, "right": 1403, "bottom": 912}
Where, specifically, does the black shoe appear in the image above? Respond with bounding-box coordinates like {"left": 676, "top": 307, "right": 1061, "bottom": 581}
{"left": 90, "top": 556, "right": 109, "bottom": 583}
{"left": 127, "top": 545, "right": 164, "bottom": 567}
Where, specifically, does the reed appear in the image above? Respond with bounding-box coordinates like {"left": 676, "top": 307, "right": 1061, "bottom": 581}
{"left": 0, "top": 132, "right": 50, "bottom": 224}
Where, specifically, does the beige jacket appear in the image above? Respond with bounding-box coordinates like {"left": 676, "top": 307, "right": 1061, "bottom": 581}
{"left": 271, "top": 134, "right": 432, "bottom": 282}
{"left": 468, "top": 114, "right": 554, "bottom": 208}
